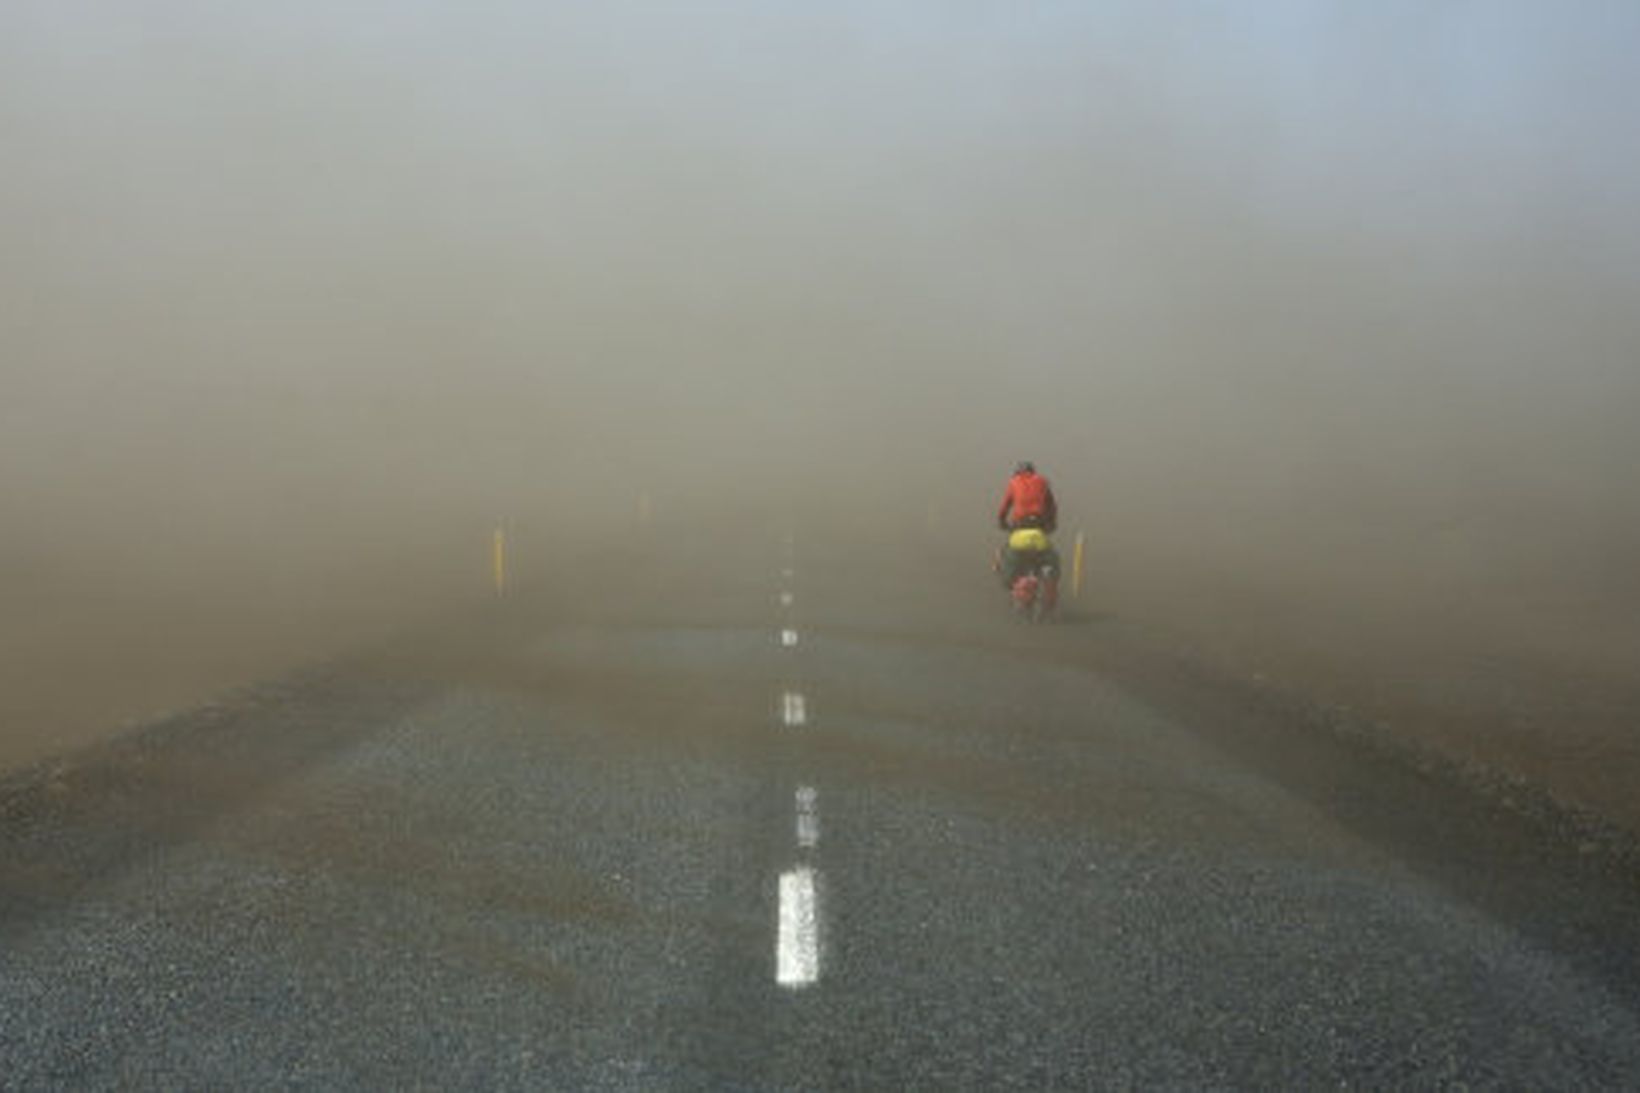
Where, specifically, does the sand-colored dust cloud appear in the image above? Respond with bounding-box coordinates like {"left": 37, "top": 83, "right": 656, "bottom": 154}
{"left": 3, "top": 2, "right": 1638, "bottom": 820}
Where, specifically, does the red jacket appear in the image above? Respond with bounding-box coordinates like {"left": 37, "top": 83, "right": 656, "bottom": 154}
{"left": 998, "top": 471, "right": 1057, "bottom": 529}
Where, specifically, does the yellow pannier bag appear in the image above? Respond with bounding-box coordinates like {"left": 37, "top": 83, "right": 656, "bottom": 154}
{"left": 1008, "top": 527, "right": 1051, "bottom": 552}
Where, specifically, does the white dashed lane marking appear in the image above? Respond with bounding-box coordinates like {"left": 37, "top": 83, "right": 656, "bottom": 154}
{"left": 773, "top": 534, "right": 821, "bottom": 989}
{"left": 777, "top": 867, "right": 821, "bottom": 988}
{"left": 796, "top": 786, "right": 819, "bottom": 849}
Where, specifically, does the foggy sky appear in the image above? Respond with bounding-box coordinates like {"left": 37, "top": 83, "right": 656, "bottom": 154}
{"left": 4, "top": 1, "right": 1640, "bottom": 586}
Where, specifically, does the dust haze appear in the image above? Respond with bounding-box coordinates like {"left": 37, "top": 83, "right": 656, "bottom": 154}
{"left": 4, "top": 3, "right": 1639, "bottom": 815}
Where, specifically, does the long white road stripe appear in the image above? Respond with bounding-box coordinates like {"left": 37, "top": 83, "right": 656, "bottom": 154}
{"left": 796, "top": 786, "right": 819, "bottom": 848}
{"left": 782, "top": 692, "right": 808, "bottom": 726}
{"left": 779, "top": 591, "right": 794, "bottom": 607}
{"left": 781, "top": 628, "right": 798, "bottom": 647}
{"left": 777, "top": 868, "right": 821, "bottom": 987}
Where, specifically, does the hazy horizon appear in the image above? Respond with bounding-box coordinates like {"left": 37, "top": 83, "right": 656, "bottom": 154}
{"left": 4, "top": 1, "right": 1639, "bottom": 771}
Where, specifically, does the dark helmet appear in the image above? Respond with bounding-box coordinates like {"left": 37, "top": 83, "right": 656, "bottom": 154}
{"left": 1014, "top": 460, "right": 1036, "bottom": 475}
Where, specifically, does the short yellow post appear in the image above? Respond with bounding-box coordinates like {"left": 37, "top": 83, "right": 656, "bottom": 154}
{"left": 492, "top": 525, "right": 507, "bottom": 597}
{"left": 1071, "top": 530, "right": 1086, "bottom": 599}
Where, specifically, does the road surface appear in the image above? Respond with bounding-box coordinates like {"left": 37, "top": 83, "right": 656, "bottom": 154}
{"left": 3, "top": 521, "right": 1639, "bottom": 1088}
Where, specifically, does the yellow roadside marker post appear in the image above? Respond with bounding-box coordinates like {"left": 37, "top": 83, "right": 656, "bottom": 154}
{"left": 493, "top": 525, "right": 507, "bottom": 598}
{"left": 1072, "top": 530, "right": 1086, "bottom": 600}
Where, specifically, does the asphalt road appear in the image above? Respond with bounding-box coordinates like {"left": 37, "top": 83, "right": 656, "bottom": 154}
{"left": 3, "top": 521, "right": 1640, "bottom": 1088}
